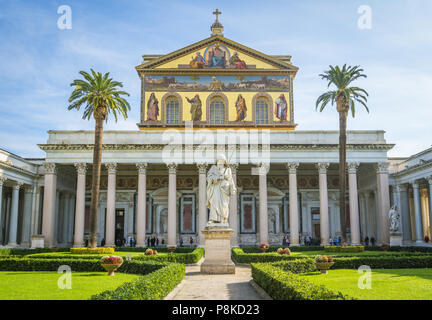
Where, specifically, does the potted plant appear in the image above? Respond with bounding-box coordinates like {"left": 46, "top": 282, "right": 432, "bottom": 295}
{"left": 314, "top": 255, "right": 334, "bottom": 274}
{"left": 259, "top": 244, "right": 269, "bottom": 253}
{"left": 100, "top": 255, "right": 123, "bottom": 276}
{"left": 277, "top": 248, "right": 291, "bottom": 255}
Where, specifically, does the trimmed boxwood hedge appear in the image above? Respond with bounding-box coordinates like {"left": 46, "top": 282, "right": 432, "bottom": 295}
{"left": 0, "top": 248, "right": 70, "bottom": 256}
{"left": 324, "top": 246, "right": 364, "bottom": 252}
{"left": 25, "top": 248, "right": 204, "bottom": 264}
{"left": 332, "top": 255, "right": 432, "bottom": 269}
{"left": 232, "top": 248, "right": 303, "bottom": 263}
{"left": 115, "top": 246, "right": 197, "bottom": 253}
{"left": 240, "top": 246, "right": 323, "bottom": 253}
{"left": 251, "top": 262, "right": 349, "bottom": 300}
{"left": 134, "top": 248, "right": 204, "bottom": 264}
{"left": 91, "top": 262, "right": 185, "bottom": 300}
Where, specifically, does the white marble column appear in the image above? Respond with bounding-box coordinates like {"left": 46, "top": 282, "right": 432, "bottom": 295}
{"left": 258, "top": 163, "right": 269, "bottom": 245}
{"left": 428, "top": 177, "right": 432, "bottom": 239}
{"left": 376, "top": 162, "right": 391, "bottom": 245}
{"left": 105, "top": 163, "right": 117, "bottom": 247}
{"left": 8, "top": 182, "right": 22, "bottom": 247}
{"left": 398, "top": 184, "right": 411, "bottom": 242}
{"left": 0, "top": 177, "right": 6, "bottom": 242}
{"left": 42, "top": 163, "right": 57, "bottom": 247}
{"left": 317, "top": 163, "right": 330, "bottom": 246}
{"left": 167, "top": 163, "right": 177, "bottom": 247}
{"left": 287, "top": 162, "right": 299, "bottom": 246}
{"left": 412, "top": 181, "right": 423, "bottom": 243}
{"left": 30, "top": 185, "right": 41, "bottom": 236}
{"left": 197, "top": 163, "right": 208, "bottom": 247}
{"left": 136, "top": 163, "right": 148, "bottom": 247}
{"left": 348, "top": 163, "right": 360, "bottom": 245}
{"left": 74, "top": 163, "right": 87, "bottom": 247}
{"left": 420, "top": 188, "right": 430, "bottom": 239}
{"left": 20, "top": 187, "right": 33, "bottom": 246}
{"left": 228, "top": 163, "right": 239, "bottom": 247}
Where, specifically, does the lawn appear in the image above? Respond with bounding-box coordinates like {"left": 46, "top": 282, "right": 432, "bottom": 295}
{"left": 299, "top": 268, "right": 432, "bottom": 300}
{"left": 0, "top": 271, "right": 140, "bottom": 300}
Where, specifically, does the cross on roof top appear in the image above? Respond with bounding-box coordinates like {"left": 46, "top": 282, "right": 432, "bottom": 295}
{"left": 213, "top": 9, "right": 221, "bottom": 21}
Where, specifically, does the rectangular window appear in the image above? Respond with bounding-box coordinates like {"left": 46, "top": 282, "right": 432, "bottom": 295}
{"left": 180, "top": 194, "right": 196, "bottom": 234}
{"left": 240, "top": 193, "right": 256, "bottom": 233}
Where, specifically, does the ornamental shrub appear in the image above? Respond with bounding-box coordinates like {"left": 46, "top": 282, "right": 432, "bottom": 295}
{"left": 232, "top": 248, "right": 302, "bottom": 263}
{"left": 324, "top": 246, "right": 364, "bottom": 253}
{"left": 70, "top": 247, "right": 114, "bottom": 255}
{"left": 251, "top": 262, "right": 349, "bottom": 300}
{"left": 91, "top": 263, "right": 185, "bottom": 300}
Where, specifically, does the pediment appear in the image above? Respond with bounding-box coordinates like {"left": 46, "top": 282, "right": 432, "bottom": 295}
{"left": 136, "top": 36, "right": 298, "bottom": 73}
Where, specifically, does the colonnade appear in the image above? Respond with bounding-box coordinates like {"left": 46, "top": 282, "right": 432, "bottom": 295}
{"left": 38, "top": 161, "right": 391, "bottom": 248}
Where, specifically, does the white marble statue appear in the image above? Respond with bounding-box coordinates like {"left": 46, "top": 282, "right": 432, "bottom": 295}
{"left": 389, "top": 205, "right": 400, "bottom": 232}
{"left": 206, "top": 154, "right": 237, "bottom": 226}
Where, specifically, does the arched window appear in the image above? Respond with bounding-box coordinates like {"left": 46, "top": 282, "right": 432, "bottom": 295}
{"left": 209, "top": 98, "right": 225, "bottom": 124}
{"left": 165, "top": 97, "right": 180, "bottom": 124}
{"left": 255, "top": 98, "right": 269, "bottom": 124}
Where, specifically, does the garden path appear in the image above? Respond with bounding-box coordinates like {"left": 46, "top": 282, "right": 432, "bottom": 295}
{"left": 169, "top": 264, "right": 263, "bottom": 300}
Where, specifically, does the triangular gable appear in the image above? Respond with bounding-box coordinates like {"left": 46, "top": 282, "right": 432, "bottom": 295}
{"left": 136, "top": 35, "right": 298, "bottom": 72}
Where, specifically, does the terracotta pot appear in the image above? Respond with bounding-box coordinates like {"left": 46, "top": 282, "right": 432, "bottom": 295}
{"left": 260, "top": 248, "right": 268, "bottom": 253}
{"left": 101, "top": 263, "right": 122, "bottom": 276}
{"left": 315, "top": 261, "right": 334, "bottom": 274}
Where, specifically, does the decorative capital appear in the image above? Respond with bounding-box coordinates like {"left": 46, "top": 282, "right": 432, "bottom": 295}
{"left": 257, "top": 163, "right": 270, "bottom": 175}
{"left": 74, "top": 163, "right": 87, "bottom": 175}
{"left": 43, "top": 162, "right": 57, "bottom": 175}
{"left": 376, "top": 162, "right": 389, "bottom": 174}
{"left": 286, "top": 162, "right": 299, "bottom": 174}
{"left": 411, "top": 180, "right": 419, "bottom": 189}
{"left": 105, "top": 163, "right": 117, "bottom": 175}
{"left": 136, "top": 163, "right": 148, "bottom": 175}
{"left": 347, "top": 162, "right": 360, "bottom": 174}
{"left": 197, "top": 163, "right": 208, "bottom": 174}
{"left": 316, "top": 163, "right": 329, "bottom": 175}
{"left": 12, "top": 181, "right": 24, "bottom": 190}
{"left": 167, "top": 163, "right": 177, "bottom": 174}
{"left": 0, "top": 176, "right": 6, "bottom": 185}
{"left": 427, "top": 176, "right": 432, "bottom": 185}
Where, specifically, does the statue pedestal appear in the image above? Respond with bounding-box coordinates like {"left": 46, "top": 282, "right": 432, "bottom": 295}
{"left": 390, "top": 232, "right": 403, "bottom": 247}
{"left": 201, "top": 226, "right": 235, "bottom": 274}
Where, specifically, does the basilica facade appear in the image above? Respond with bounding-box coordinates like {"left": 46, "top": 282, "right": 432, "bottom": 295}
{"left": 0, "top": 17, "right": 431, "bottom": 249}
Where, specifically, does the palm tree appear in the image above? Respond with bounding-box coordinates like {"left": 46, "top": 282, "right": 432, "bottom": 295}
{"left": 68, "top": 69, "right": 130, "bottom": 248}
{"left": 315, "top": 64, "right": 369, "bottom": 241}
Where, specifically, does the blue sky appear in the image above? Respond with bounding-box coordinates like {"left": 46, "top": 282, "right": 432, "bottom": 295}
{"left": 0, "top": 0, "right": 431, "bottom": 158}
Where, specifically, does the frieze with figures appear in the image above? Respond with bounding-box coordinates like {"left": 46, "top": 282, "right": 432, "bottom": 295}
{"left": 143, "top": 75, "right": 290, "bottom": 92}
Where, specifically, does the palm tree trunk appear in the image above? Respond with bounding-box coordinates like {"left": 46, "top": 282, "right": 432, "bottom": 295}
{"left": 88, "top": 117, "right": 104, "bottom": 248}
{"left": 338, "top": 107, "right": 347, "bottom": 242}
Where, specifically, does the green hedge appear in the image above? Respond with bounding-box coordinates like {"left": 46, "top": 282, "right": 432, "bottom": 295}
{"left": 0, "top": 248, "right": 70, "bottom": 256}
{"left": 232, "top": 248, "right": 304, "bottom": 263}
{"left": 332, "top": 255, "right": 432, "bottom": 269}
{"left": 240, "top": 246, "right": 323, "bottom": 253}
{"left": 115, "top": 246, "right": 196, "bottom": 253}
{"left": 91, "top": 263, "right": 185, "bottom": 300}
{"left": 134, "top": 248, "right": 204, "bottom": 264}
{"left": 324, "top": 246, "right": 364, "bottom": 252}
{"left": 0, "top": 257, "right": 165, "bottom": 274}
{"left": 25, "top": 248, "right": 204, "bottom": 264}
{"left": 251, "top": 262, "right": 349, "bottom": 300}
